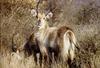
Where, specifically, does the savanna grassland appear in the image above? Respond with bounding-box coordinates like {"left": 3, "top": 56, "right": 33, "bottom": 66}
{"left": 0, "top": 0, "right": 100, "bottom": 68}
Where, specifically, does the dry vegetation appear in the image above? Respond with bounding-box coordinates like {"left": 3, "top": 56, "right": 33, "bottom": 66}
{"left": 0, "top": 0, "right": 100, "bottom": 68}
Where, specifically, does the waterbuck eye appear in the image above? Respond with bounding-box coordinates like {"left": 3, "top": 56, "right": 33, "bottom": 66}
{"left": 43, "top": 17, "right": 46, "bottom": 20}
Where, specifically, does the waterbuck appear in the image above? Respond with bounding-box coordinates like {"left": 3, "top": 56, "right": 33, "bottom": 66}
{"left": 31, "top": 9, "right": 77, "bottom": 66}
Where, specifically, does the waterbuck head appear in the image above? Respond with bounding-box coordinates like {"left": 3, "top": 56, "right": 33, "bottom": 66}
{"left": 31, "top": 9, "right": 53, "bottom": 29}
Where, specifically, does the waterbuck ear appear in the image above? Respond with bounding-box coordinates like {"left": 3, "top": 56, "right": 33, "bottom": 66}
{"left": 46, "top": 12, "right": 53, "bottom": 19}
{"left": 31, "top": 9, "right": 37, "bottom": 17}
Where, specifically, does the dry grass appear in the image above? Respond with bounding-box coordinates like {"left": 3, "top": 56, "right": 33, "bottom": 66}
{"left": 0, "top": 0, "right": 100, "bottom": 68}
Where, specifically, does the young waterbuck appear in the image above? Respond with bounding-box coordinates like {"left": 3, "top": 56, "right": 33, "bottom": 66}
{"left": 31, "top": 9, "right": 77, "bottom": 67}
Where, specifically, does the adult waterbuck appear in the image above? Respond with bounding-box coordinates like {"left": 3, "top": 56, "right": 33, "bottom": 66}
{"left": 31, "top": 9, "right": 77, "bottom": 66}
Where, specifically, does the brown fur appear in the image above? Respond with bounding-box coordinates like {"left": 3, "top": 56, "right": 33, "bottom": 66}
{"left": 31, "top": 11, "right": 76, "bottom": 65}
{"left": 57, "top": 26, "right": 73, "bottom": 48}
{"left": 35, "top": 25, "right": 76, "bottom": 62}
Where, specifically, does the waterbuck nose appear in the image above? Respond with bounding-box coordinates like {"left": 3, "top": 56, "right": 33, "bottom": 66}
{"left": 37, "top": 20, "right": 41, "bottom": 26}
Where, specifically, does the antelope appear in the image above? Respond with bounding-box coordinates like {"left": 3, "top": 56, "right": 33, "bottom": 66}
{"left": 31, "top": 9, "right": 77, "bottom": 66}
